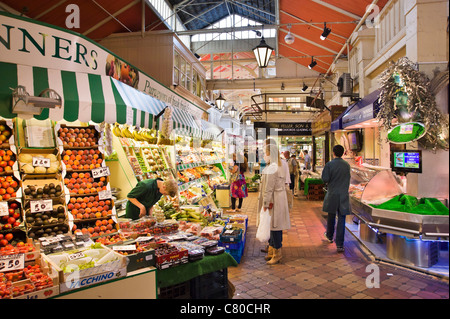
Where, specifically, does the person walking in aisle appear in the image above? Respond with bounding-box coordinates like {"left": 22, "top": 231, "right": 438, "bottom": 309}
{"left": 281, "top": 151, "right": 292, "bottom": 210}
{"left": 321, "top": 145, "right": 351, "bottom": 253}
{"left": 257, "top": 139, "right": 290, "bottom": 264}
{"left": 288, "top": 154, "right": 299, "bottom": 196}
{"left": 228, "top": 153, "right": 248, "bottom": 213}
{"left": 303, "top": 149, "right": 311, "bottom": 170}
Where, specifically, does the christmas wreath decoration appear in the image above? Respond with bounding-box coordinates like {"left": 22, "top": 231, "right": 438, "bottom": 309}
{"left": 377, "top": 57, "right": 449, "bottom": 151}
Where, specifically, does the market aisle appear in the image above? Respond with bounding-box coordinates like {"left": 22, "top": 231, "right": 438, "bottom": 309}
{"left": 227, "top": 192, "right": 449, "bottom": 299}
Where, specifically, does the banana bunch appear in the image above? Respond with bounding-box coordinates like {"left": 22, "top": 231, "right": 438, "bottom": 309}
{"left": 121, "top": 126, "right": 134, "bottom": 138}
{"left": 112, "top": 123, "right": 123, "bottom": 137}
{"left": 112, "top": 122, "right": 160, "bottom": 143}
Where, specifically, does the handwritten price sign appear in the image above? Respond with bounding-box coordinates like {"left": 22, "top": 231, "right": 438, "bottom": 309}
{"left": 32, "top": 156, "right": 51, "bottom": 168}
{"left": 91, "top": 166, "right": 110, "bottom": 178}
{"left": 68, "top": 252, "right": 86, "bottom": 261}
{"left": 0, "top": 254, "right": 25, "bottom": 273}
{"left": 98, "top": 190, "right": 112, "bottom": 200}
{"left": 30, "top": 199, "right": 53, "bottom": 213}
{"left": 0, "top": 202, "right": 9, "bottom": 217}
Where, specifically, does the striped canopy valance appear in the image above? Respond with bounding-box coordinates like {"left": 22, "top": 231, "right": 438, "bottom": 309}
{"left": 0, "top": 62, "right": 165, "bottom": 128}
{"left": 200, "top": 119, "right": 223, "bottom": 140}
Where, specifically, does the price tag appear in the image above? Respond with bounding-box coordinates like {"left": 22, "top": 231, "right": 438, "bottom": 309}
{"left": 30, "top": 199, "right": 53, "bottom": 213}
{"left": 0, "top": 254, "right": 25, "bottom": 273}
{"left": 0, "top": 201, "right": 9, "bottom": 217}
{"left": 91, "top": 166, "right": 110, "bottom": 178}
{"left": 112, "top": 245, "right": 136, "bottom": 251}
{"left": 32, "top": 156, "right": 51, "bottom": 168}
{"left": 98, "top": 190, "right": 112, "bottom": 200}
{"left": 68, "top": 252, "right": 86, "bottom": 261}
{"left": 126, "top": 107, "right": 134, "bottom": 125}
{"left": 399, "top": 124, "right": 413, "bottom": 134}
{"left": 135, "top": 236, "right": 153, "bottom": 243}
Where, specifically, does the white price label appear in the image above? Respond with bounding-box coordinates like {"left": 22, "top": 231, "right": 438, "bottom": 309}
{"left": 135, "top": 236, "right": 153, "bottom": 243}
{"left": 126, "top": 107, "right": 134, "bottom": 125}
{"left": 98, "top": 190, "right": 112, "bottom": 200}
{"left": 0, "top": 254, "right": 25, "bottom": 273}
{"left": 91, "top": 166, "right": 110, "bottom": 178}
{"left": 30, "top": 199, "right": 53, "bottom": 213}
{"left": 399, "top": 124, "right": 413, "bottom": 134}
{"left": 68, "top": 252, "right": 86, "bottom": 261}
{"left": 112, "top": 245, "right": 136, "bottom": 251}
{"left": 32, "top": 156, "right": 51, "bottom": 168}
{"left": 0, "top": 201, "right": 9, "bottom": 217}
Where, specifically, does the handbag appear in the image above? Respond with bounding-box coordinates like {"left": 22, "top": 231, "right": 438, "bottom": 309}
{"left": 230, "top": 171, "right": 239, "bottom": 183}
{"left": 256, "top": 207, "right": 271, "bottom": 242}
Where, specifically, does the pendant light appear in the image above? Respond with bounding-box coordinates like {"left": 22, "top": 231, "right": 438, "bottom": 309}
{"left": 253, "top": 26, "right": 274, "bottom": 68}
{"left": 215, "top": 93, "right": 225, "bottom": 110}
{"left": 230, "top": 105, "right": 237, "bottom": 118}
{"left": 284, "top": 24, "right": 295, "bottom": 44}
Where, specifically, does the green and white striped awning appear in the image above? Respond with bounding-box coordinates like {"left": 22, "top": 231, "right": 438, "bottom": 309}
{"left": 200, "top": 119, "right": 223, "bottom": 140}
{"left": 112, "top": 78, "right": 166, "bottom": 128}
{"left": 0, "top": 62, "right": 162, "bottom": 128}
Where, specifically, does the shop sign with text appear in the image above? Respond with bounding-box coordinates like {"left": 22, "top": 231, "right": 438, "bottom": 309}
{"left": 0, "top": 12, "right": 204, "bottom": 119}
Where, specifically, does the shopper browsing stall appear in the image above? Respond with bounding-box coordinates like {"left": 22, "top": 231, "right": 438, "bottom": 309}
{"left": 303, "top": 150, "right": 311, "bottom": 170}
{"left": 126, "top": 178, "right": 178, "bottom": 220}
{"left": 228, "top": 153, "right": 248, "bottom": 213}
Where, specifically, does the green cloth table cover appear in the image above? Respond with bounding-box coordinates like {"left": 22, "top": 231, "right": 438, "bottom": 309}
{"left": 157, "top": 252, "right": 238, "bottom": 288}
{"left": 303, "top": 178, "right": 324, "bottom": 195}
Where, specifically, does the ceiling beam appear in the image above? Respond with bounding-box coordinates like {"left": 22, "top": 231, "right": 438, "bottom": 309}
{"left": 231, "top": 0, "right": 274, "bottom": 24}
{"left": 311, "top": 0, "right": 362, "bottom": 20}
{"left": 278, "top": 27, "right": 339, "bottom": 55}
{"left": 325, "top": 0, "right": 380, "bottom": 75}
{"left": 280, "top": 9, "right": 349, "bottom": 41}
{"left": 83, "top": 0, "right": 139, "bottom": 36}
{"left": 182, "top": 2, "right": 224, "bottom": 26}
{"left": 207, "top": 77, "right": 330, "bottom": 90}
{"left": 278, "top": 43, "right": 330, "bottom": 73}
{"left": 230, "top": 0, "right": 275, "bottom": 17}
{"left": 34, "top": 0, "right": 67, "bottom": 19}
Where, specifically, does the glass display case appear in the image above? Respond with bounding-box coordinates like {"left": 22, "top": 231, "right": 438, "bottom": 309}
{"left": 348, "top": 163, "right": 448, "bottom": 241}
{"left": 349, "top": 163, "right": 403, "bottom": 205}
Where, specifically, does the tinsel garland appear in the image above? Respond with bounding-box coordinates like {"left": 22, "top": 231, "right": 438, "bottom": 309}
{"left": 377, "top": 57, "right": 449, "bottom": 151}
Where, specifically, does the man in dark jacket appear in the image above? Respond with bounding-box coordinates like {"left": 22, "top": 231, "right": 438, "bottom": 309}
{"left": 321, "top": 145, "right": 351, "bottom": 253}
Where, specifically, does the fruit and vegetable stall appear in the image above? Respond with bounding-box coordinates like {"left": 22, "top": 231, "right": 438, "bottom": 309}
{"left": 0, "top": 116, "right": 247, "bottom": 299}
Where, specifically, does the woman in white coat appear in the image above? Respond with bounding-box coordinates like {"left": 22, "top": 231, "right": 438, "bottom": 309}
{"left": 257, "top": 139, "right": 291, "bottom": 264}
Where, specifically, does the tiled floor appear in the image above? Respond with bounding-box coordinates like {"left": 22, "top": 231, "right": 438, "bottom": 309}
{"left": 227, "top": 192, "right": 449, "bottom": 299}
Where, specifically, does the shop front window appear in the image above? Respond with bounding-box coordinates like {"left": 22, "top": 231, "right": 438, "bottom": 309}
{"left": 173, "top": 50, "right": 180, "bottom": 85}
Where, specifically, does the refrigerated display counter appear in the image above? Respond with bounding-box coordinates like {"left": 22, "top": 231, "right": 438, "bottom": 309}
{"left": 348, "top": 163, "right": 449, "bottom": 272}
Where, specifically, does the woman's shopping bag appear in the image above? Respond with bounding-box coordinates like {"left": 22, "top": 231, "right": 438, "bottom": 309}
{"left": 256, "top": 207, "right": 271, "bottom": 242}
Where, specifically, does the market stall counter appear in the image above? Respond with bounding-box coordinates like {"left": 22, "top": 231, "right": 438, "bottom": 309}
{"left": 158, "top": 252, "right": 237, "bottom": 290}
{"left": 56, "top": 267, "right": 158, "bottom": 299}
